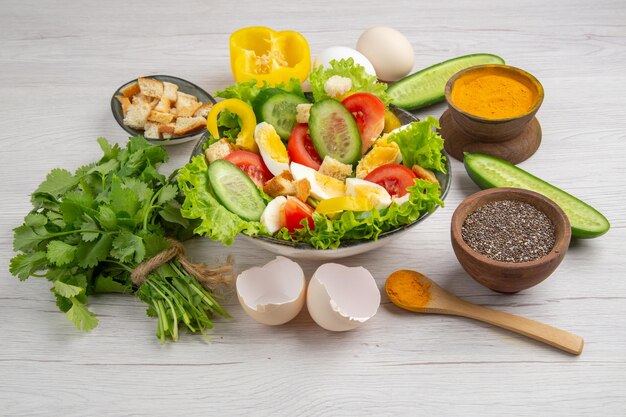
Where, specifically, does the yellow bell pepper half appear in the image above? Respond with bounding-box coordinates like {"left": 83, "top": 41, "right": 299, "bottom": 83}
{"left": 230, "top": 26, "right": 311, "bottom": 85}
{"left": 206, "top": 98, "right": 258, "bottom": 152}
{"left": 316, "top": 196, "right": 373, "bottom": 216}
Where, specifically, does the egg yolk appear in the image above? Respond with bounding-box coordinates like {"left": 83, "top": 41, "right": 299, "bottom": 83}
{"left": 257, "top": 125, "right": 289, "bottom": 163}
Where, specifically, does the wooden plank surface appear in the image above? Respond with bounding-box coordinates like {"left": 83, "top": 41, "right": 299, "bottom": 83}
{"left": 1, "top": 0, "right": 625, "bottom": 415}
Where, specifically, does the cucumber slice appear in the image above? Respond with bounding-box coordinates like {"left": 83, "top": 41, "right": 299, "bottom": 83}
{"left": 464, "top": 153, "right": 610, "bottom": 238}
{"left": 253, "top": 88, "right": 309, "bottom": 140}
{"left": 207, "top": 159, "right": 266, "bottom": 221}
{"left": 388, "top": 53, "right": 505, "bottom": 110}
{"left": 309, "top": 99, "right": 362, "bottom": 165}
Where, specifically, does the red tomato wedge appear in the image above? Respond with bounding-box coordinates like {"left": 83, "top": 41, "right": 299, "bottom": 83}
{"left": 224, "top": 150, "right": 273, "bottom": 187}
{"left": 288, "top": 123, "right": 322, "bottom": 170}
{"left": 342, "top": 93, "right": 385, "bottom": 154}
{"left": 364, "top": 164, "right": 416, "bottom": 197}
{"left": 284, "top": 196, "right": 315, "bottom": 233}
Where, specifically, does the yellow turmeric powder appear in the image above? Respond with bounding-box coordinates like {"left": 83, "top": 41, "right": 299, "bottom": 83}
{"left": 450, "top": 68, "right": 538, "bottom": 119}
{"left": 385, "top": 270, "right": 431, "bottom": 308}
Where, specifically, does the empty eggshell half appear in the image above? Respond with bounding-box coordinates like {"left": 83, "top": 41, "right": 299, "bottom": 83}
{"left": 236, "top": 257, "right": 306, "bottom": 326}
{"left": 307, "top": 263, "right": 381, "bottom": 331}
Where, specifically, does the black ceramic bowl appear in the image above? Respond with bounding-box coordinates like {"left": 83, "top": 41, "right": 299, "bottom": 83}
{"left": 111, "top": 75, "right": 215, "bottom": 145}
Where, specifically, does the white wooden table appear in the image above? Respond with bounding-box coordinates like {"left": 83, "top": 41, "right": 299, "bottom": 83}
{"left": 1, "top": 0, "right": 625, "bottom": 415}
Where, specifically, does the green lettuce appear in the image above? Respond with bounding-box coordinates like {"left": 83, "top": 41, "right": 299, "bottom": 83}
{"left": 309, "top": 58, "right": 389, "bottom": 103}
{"left": 177, "top": 155, "right": 264, "bottom": 245}
{"left": 387, "top": 116, "right": 447, "bottom": 173}
{"left": 274, "top": 179, "right": 443, "bottom": 249}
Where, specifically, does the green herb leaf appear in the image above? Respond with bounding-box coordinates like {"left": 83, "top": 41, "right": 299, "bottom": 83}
{"left": 159, "top": 201, "right": 189, "bottom": 228}
{"left": 24, "top": 213, "right": 48, "bottom": 228}
{"left": 76, "top": 233, "right": 113, "bottom": 268}
{"left": 110, "top": 176, "right": 140, "bottom": 218}
{"left": 97, "top": 205, "right": 118, "bottom": 231}
{"left": 157, "top": 183, "right": 178, "bottom": 206}
{"left": 94, "top": 276, "right": 132, "bottom": 294}
{"left": 13, "top": 225, "right": 47, "bottom": 252}
{"left": 33, "top": 168, "right": 78, "bottom": 199}
{"left": 9, "top": 252, "right": 48, "bottom": 280}
{"left": 66, "top": 298, "right": 98, "bottom": 332}
{"left": 46, "top": 240, "right": 77, "bottom": 266}
{"left": 80, "top": 215, "right": 100, "bottom": 242}
{"left": 110, "top": 231, "right": 145, "bottom": 264}
{"left": 53, "top": 280, "right": 84, "bottom": 298}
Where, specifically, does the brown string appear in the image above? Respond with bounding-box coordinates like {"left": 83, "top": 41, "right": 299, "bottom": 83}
{"left": 131, "top": 238, "right": 234, "bottom": 291}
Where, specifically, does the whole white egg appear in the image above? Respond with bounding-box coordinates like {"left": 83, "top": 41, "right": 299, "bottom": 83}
{"left": 314, "top": 46, "right": 377, "bottom": 77}
{"left": 356, "top": 26, "right": 415, "bottom": 82}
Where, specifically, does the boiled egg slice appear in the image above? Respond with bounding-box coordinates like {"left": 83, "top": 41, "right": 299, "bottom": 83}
{"left": 290, "top": 162, "right": 345, "bottom": 200}
{"left": 255, "top": 122, "right": 289, "bottom": 176}
{"left": 345, "top": 178, "right": 392, "bottom": 210}
{"left": 356, "top": 136, "right": 402, "bottom": 179}
{"left": 260, "top": 196, "right": 287, "bottom": 234}
{"left": 307, "top": 263, "right": 380, "bottom": 332}
{"left": 392, "top": 193, "right": 411, "bottom": 206}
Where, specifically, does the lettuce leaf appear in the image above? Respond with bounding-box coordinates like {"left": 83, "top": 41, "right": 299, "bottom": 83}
{"left": 309, "top": 58, "right": 389, "bottom": 103}
{"left": 177, "top": 155, "right": 264, "bottom": 245}
{"left": 274, "top": 179, "right": 443, "bottom": 249}
{"left": 387, "top": 117, "right": 447, "bottom": 173}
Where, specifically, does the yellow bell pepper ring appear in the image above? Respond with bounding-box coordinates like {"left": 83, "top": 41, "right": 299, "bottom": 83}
{"left": 230, "top": 26, "right": 311, "bottom": 85}
{"left": 316, "top": 196, "right": 373, "bottom": 216}
{"left": 206, "top": 98, "right": 258, "bottom": 153}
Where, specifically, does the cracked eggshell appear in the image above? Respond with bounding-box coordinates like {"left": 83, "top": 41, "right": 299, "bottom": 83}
{"left": 236, "top": 257, "right": 306, "bottom": 326}
{"left": 307, "top": 263, "right": 381, "bottom": 331}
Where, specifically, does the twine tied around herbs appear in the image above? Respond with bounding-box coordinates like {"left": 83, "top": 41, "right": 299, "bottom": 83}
{"left": 131, "top": 238, "right": 234, "bottom": 293}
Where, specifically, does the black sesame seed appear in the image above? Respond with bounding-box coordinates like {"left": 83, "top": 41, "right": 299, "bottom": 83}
{"left": 461, "top": 200, "right": 556, "bottom": 263}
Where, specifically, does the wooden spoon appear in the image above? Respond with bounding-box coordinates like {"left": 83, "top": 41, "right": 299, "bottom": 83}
{"left": 385, "top": 270, "right": 584, "bottom": 355}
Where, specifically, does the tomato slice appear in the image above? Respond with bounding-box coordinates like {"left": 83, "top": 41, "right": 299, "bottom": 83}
{"left": 284, "top": 196, "right": 315, "bottom": 232}
{"left": 224, "top": 150, "right": 273, "bottom": 187}
{"left": 288, "top": 123, "right": 322, "bottom": 170}
{"left": 364, "top": 164, "right": 416, "bottom": 197}
{"left": 342, "top": 93, "right": 385, "bottom": 154}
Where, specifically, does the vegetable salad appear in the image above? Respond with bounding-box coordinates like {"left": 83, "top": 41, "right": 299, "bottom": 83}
{"left": 179, "top": 59, "right": 447, "bottom": 249}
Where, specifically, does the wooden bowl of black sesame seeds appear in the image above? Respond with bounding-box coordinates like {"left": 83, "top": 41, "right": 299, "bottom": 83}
{"left": 451, "top": 188, "right": 571, "bottom": 293}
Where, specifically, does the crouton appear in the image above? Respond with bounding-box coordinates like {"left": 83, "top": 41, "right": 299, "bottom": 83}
{"left": 162, "top": 132, "right": 174, "bottom": 139}
{"left": 123, "top": 97, "right": 152, "bottom": 129}
{"left": 148, "top": 110, "right": 175, "bottom": 124}
{"left": 163, "top": 82, "right": 179, "bottom": 102}
{"left": 158, "top": 123, "right": 176, "bottom": 135}
{"left": 319, "top": 155, "right": 353, "bottom": 181}
{"left": 121, "top": 82, "right": 140, "bottom": 98}
{"left": 194, "top": 103, "right": 213, "bottom": 118}
{"left": 295, "top": 179, "right": 311, "bottom": 202}
{"left": 143, "top": 122, "right": 161, "bottom": 139}
{"left": 412, "top": 165, "right": 438, "bottom": 184}
{"left": 296, "top": 103, "right": 313, "bottom": 124}
{"left": 263, "top": 171, "right": 296, "bottom": 197}
{"left": 169, "top": 107, "right": 178, "bottom": 117}
{"left": 173, "top": 116, "right": 206, "bottom": 135}
{"left": 204, "top": 138, "right": 235, "bottom": 163}
{"left": 116, "top": 95, "right": 131, "bottom": 115}
{"left": 154, "top": 96, "right": 171, "bottom": 113}
{"left": 324, "top": 75, "right": 352, "bottom": 98}
{"left": 175, "top": 92, "right": 200, "bottom": 117}
{"left": 138, "top": 77, "right": 164, "bottom": 98}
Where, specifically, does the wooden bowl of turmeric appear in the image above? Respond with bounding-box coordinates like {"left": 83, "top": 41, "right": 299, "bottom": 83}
{"left": 446, "top": 64, "right": 543, "bottom": 141}
{"left": 441, "top": 64, "right": 544, "bottom": 164}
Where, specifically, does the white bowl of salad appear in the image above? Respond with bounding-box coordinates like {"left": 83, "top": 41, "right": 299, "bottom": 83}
{"left": 179, "top": 59, "right": 450, "bottom": 260}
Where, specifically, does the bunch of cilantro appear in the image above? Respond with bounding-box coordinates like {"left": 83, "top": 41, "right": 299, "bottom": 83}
{"left": 9, "top": 136, "right": 228, "bottom": 343}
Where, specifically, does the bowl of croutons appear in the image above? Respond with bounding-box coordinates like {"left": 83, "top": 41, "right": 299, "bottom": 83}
{"left": 111, "top": 75, "right": 215, "bottom": 144}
